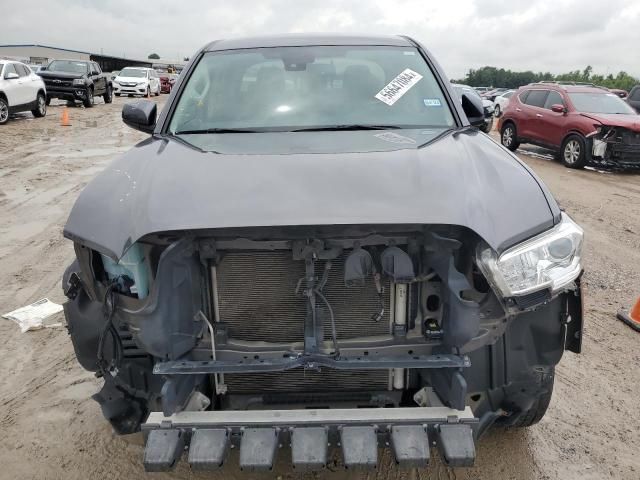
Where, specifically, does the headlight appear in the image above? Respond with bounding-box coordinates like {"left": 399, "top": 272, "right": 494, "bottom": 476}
{"left": 477, "top": 213, "right": 583, "bottom": 297}
{"left": 136, "top": 81, "right": 148, "bottom": 87}
{"left": 72, "top": 79, "right": 85, "bottom": 86}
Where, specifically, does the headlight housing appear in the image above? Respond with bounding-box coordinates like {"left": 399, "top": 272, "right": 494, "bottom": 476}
{"left": 72, "top": 78, "right": 85, "bottom": 86}
{"left": 477, "top": 213, "right": 583, "bottom": 297}
{"left": 136, "top": 81, "right": 148, "bottom": 87}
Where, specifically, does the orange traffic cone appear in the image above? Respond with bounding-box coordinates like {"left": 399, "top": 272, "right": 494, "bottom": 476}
{"left": 617, "top": 298, "right": 640, "bottom": 332}
{"left": 60, "top": 107, "right": 71, "bottom": 127}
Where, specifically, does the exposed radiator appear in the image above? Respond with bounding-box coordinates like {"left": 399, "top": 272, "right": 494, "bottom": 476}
{"left": 215, "top": 251, "right": 391, "bottom": 343}
{"left": 214, "top": 250, "right": 393, "bottom": 394}
{"left": 223, "top": 369, "right": 389, "bottom": 394}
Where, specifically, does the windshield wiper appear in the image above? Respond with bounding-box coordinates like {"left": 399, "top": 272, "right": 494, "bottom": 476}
{"left": 174, "top": 128, "right": 262, "bottom": 134}
{"left": 290, "top": 124, "right": 402, "bottom": 132}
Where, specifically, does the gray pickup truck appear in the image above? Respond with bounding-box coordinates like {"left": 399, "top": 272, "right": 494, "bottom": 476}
{"left": 61, "top": 34, "right": 584, "bottom": 472}
{"left": 38, "top": 59, "right": 112, "bottom": 107}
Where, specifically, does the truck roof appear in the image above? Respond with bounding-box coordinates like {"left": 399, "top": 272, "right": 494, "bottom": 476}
{"left": 204, "top": 33, "right": 415, "bottom": 51}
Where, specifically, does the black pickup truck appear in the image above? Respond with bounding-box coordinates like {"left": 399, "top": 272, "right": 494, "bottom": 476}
{"left": 38, "top": 59, "right": 112, "bottom": 107}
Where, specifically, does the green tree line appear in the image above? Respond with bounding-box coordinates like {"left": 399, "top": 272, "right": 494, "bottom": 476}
{"left": 455, "top": 66, "right": 638, "bottom": 91}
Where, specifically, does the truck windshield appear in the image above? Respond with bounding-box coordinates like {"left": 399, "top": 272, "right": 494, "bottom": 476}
{"left": 568, "top": 92, "right": 636, "bottom": 114}
{"left": 120, "top": 68, "right": 147, "bottom": 78}
{"left": 47, "top": 60, "right": 88, "bottom": 74}
{"left": 168, "top": 45, "right": 455, "bottom": 133}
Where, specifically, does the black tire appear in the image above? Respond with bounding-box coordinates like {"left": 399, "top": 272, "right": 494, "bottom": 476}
{"left": 115, "top": 93, "right": 121, "bottom": 97}
{"left": 32, "top": 92, "right": 47, "bottom": 118}
{"left": 500, "top": 122, "right": 520, "bottom": 151}
{"left": 83, "top": 88, "right": 94, "bottom": 108}
{"left": 103, "top": 85, "right": 113, "bottom": 104}
{"left": 494, "top": 104, "right": 501, "bottom": 117}
{"left": 146, "top": 87, "right": 150, "bottom": 98}
{"left": 0, "top": 97, "right": 9, "bottom": 125}
{"left": 45, "top": 96, "right": 51, "bottom": 106}
{"left": 560, "top": 134, "right": 587, "bottom": 169}
{"left": 504, "top": 367, "right": 555, "bottom": 428}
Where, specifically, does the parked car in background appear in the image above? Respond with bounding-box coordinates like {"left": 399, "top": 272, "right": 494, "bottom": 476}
{"left": 499, "top": 82, "right": 640, "bottom": 169}
{"left": 474, "top": 86, "right": 492, "bottom": 94}
{"left": 27, "top": 64, "right": 45, "bottom": 73}
{"left": 493, "top": 90, "right": 515, "bottom": 117}
{"left": 627, "top": 85, "right": 640, "bottom": 112}
{"left": 38, "top": 59, "right": 112, "bottom": 108}
{"left": 452, "top": 83, "right": 494, "bottom": 132}
{"left": 482, "top": 88, "right": 508, "bottom": 102}
{"left": 608, "top": 88, "right": 628, "bottom": 99}
{"left": 159, "top": 75, "right": 172, "bottom": 94}
{"left": 0, "top": 60, "right": 47, "bottom": 124}
{"left": 113, "top": 67, "right": 161, "bottom": 97}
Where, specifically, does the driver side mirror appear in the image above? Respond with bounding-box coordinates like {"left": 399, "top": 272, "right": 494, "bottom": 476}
{"left": 551, "top": 104, "right": 566, "bottom": 114}
{"left": 122, "top": 100, "right": 157, "bottom": 134}
{"left": 5, "top": 72, "right": 19, "bottom": 80}
{"left": 460, "top": 91, "right": 486, "bottom": 128}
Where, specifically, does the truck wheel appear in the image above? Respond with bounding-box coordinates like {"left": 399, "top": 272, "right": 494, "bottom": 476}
{"left": 83, "top": 88, "right": 95, "bottom": 108}
{"left": 45, "top": 96, "right": 51, "bottom": 106}
{"left": 0, "top": 97, "right": 9, "bottom": 125}
{"left": 103, "top": 85, "right": 113, "bottom": 104}
{"left": 502, "top": 366, "right": 555, "bottom": 428}
{"left": 500, "top": 122, "right": 520, "bottom": 151}
{"left": 561, "top": 134, "right": 587, "bottom": 169}
{"left": 32, "top": 93, "right": 47, "bottom": 118}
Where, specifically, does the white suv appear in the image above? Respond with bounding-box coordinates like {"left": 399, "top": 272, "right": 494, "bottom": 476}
{"left": 0, "top": 61, "right": 47, "bottom": 125}
{"left": 113, "top": 67, "right": 161, "bottom": 97}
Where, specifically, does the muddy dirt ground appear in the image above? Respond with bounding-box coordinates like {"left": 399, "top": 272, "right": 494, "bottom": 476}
{"left": 0, "top": 96, "right": 639, "bottom": 480}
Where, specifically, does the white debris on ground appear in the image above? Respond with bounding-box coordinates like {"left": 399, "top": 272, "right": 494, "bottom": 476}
{"left": 2, "top": 298, "right": 64, "bottom": 333}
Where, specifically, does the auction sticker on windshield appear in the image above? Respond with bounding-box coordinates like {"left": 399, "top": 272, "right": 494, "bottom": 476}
{"left": 375, "top": 69, "right": 423, "bottom": 106}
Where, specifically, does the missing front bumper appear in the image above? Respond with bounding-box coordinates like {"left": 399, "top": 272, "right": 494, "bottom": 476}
{"left": 142, "top": 406, "right": 478, "bottom": 471}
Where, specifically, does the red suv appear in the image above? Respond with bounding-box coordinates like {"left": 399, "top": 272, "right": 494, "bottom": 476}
{"left": 498, "top": 82, "right": 640, "bottom": 169}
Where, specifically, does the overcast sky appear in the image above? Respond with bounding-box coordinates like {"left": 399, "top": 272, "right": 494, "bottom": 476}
{"left": 4, "top": 0, "right": 640, "bottom": 79}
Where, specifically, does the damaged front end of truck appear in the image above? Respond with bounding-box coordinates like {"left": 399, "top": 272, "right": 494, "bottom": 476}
{"left": 60, "top": 34, "right": 585, "bottom": 472}
{"left": 588, "top": 125, "right": 640, "bottom": 169}
{"left": 62, "top": 218, "right": 583, "bottom": 471}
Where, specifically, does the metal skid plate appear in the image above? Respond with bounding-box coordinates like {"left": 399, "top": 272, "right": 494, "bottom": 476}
{"left": 291, "top": 427, "right": 328, "bottom": 470}
{"left": 142, "top": 406, "right": 478, "bottom": 471}
{"left": 391, "top": 425, "right": 430, "bottom": 467}
{"left": 340, "top": 426, "right": 378, "bottom": 469}
{"left": 143, "top": 429, "right": 185, "bottom": 472}
{"left": 187, "top": 429, "right": 229, "bottom": 470}
{"left": 435, "top": 424, "right": 476, "bottom": 467}
{"left": 239, "top": 428, "right": 279, "bottom": 471}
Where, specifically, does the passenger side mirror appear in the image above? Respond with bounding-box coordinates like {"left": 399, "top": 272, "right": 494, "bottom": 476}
{"left": 460, "top": 91, "right": 486, "bottom": 128}
{"left": 122, "top": 100, "right": 157, "bottom": 134}
{"left": 551, "top": 104, "right": 566, "bottom": 114}
{"left": 91, "top": 71, "right": 100, "bottom": 76}
{"left": 5, "top": 72, "right": 19, "bottom": 80}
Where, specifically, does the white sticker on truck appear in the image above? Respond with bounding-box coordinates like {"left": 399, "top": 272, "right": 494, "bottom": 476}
{"left": 375, "top": 69, "right": 423, "bottom": 106}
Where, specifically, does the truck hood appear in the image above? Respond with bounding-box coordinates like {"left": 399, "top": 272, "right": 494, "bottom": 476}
{"left": 38, "top": 71, "right": 85, "bottom": 80}
{"left": 64, "top": 128, "right": 559, "bottom": 260}
{"left": 580, "top": 113, "right": 640, "bottom": 132}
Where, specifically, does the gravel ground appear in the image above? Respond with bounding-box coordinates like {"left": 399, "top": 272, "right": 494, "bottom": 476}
{"left": 0, "top": 99, "right": 639, "bottom": 480}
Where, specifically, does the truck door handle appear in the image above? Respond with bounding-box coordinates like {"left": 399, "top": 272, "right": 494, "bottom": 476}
{"left": 536, "top": 113, "right": 543, "bottom": 117}
{"left": 515, "top": 108, "right": 522, "bottom": 112}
